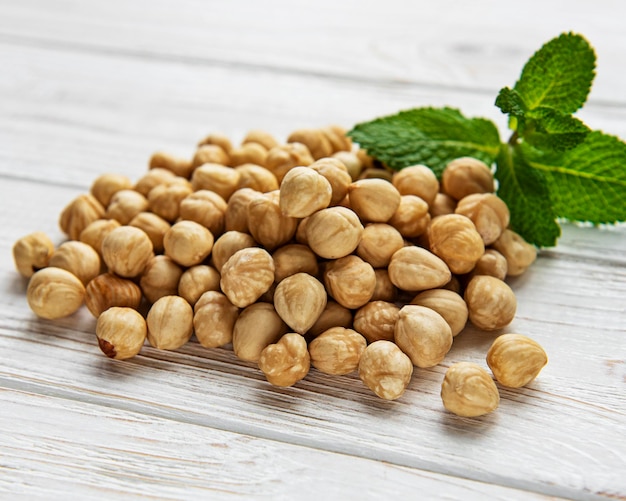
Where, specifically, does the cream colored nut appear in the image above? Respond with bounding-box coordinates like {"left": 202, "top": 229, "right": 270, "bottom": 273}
{"left": 230, "top": 143, "right": 267, "bottom": 168}
{"left": 486, "top": 334, "right": 548, "bottom": 388}
{"left": 265, "top": 142, "right": 315, "bottom": 183}
{"left": 220, "top": 247, "right": 275, "bottom": 308}
{"left": 308, "top": 327, "right": 367, "bottom": 375}
{"left": 307, "top": 301, "right": 353, "bottom": 338}
{"left": 128, "top": 212, "right": 170, "bottom": 254}
{"left": 146, "top": 295, "right": 193, "bottom": 350}
{"left": 105, "top": 189, "right": 149, "bottom": 225}
{"left": 392, "top": 165, "right": 439, "bottom": 206}
{"left": 305, "top": 207, "right": 363, "bottom": 259}
{"left": 429, "top": 193, "right": 457, "bottom": 218}
{"left": 247, "top": 192, "right": 298, "bottom": 250}
{"left": 193, "top": 291, "right": 239, "bottom": 349}
{"left": 197, "top": 132, "right": 233, "bottom": 153}
{"left": 455, "top": 193, "right": 510, "bottom": 245}
{"left": 259, "top": 333, "right": 310, "bottom": 387}
{"left": 410, "top": 289, "right": 468, "bottom": 337}
{"left": 464, "top": 275, "right": 517, "bottom": 331}
{"left": 191, "top": 163, "right": 241, "bottom": 201}
{"left": 356, "top": 223, "right": 404, "bottom": 268}
{"left": 79, "top": 219, "right": 121, "bottom": 256}
{"left": 358, "top": 168, "right": 393, "bottom": 182}
{"left": 90, "top": 173, "right": 133, "bottom": 207}
{"left": 491, "top": 229, "right": 537, "bottom": 276}
{"left": 348, "top": 178, "right": 401, "bottom": 223}
{"left": 59, "top": 194, "right": 105, "bottom": 240}
{"left": 427, "top": 214, "right": 485, "bottom": 274}
{"left": 242, "top": 129, "right": 279, "bottom": 151}
{"left": 441, "top": 362, "right": 499, "bottom": 417}
{"left": 149, "top": 151, "right": 194, "bottom": 179}
{"left": 233, "top": 302, "right": 287, "bottom": 361}
{"left": 370, "top": 269, "right": 398, "bottom": 303}
{"left": 179, "top": 190, "right": 227, "bottom": 236}
{"left": 178, "top": 265, "right": 221, "bottom": 307}
{"left": 85, "top": 273, "right": 142, "bottom": 317}
{"left": 96, "top": 307, "right": 147, "bottom": 360}
{"left": 102, "top": 226, "right": 154, "bottom": 278}
{"left": 324, "top": 255, "right": 376, "bottom": 309}
{"left": 394, "top": 305, "right": 452, "bottom": 368}
{"left": 134, "top": 168, "right": 176, "bottom": 196}
{"left": 287, "top": 128, "right": 333, "bottom": 160}
{"left": 388, "top": 246, "right": 451, "bottom": 292}
{"left": 12, "top": 231, "right": 55, "bottom": 278}
{"left": 295, "top": 217, "right": 310, "bottom": 245}
{"left": 163, "top": 220, "right": 214, "bottom": 267}
{"left": 224, "top": 188, "right": 263, "bottom": 233}
{"left": 192, "top": 144, "right": 230, "bottom": 168}
{"left": 140, "top": 255, "right": 184, "bottom": 304}
{"left": 274, "top": 273, "right": 327, "bottom": 334}
{"left": 441, "top": 275, "right": 462, "bottom": 295}
{"left": 272, "top": 244, "right": 318, "bottom": 283}
{"left": 469, "top": 249, "right": 508, "bottom": 281}
{"left": 279, "top": 166, "right": 332, "bottom": 217}
{"left": 235, "top": 162, "right": 278, "bottom": 191}
{"left": 358, "top": 340, "right": 413, "bottom": 400}
{"left": 27, "top": 267, "right": 85, "bottom": 319}
{"left": 147, "top": 182, "right": 192, "bottom": 222}
{"left": 211, "top": 231, "right": 257, "bottom": 273}
{"left": 356, "top": 148, "right": 375, "bottom": 171}
{"left": 442, "top": 157, "right": 494, "bottom": 200}
{"left": 49, "top": 241, "right": 101, "bottom": 285}
{"left": 388, "top": 195, "right": 431, "bottom": 238}
{"left": 353, "top": 301, "right": 400, "bottom": 343}
{"left": 332, "top": 150, "right": 363, "bottom": 181}
{"left": 310, "top": 157, "right": 352, "bottom": 206}
{"left": 320, "top": 125, "right": 352, "bottom": 153}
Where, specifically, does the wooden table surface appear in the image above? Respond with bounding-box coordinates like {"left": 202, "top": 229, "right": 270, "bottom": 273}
{"left": 1, "top": 1, "right": 625, "bottom": 499}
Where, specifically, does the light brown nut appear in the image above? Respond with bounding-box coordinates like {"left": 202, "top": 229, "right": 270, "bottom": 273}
{"left": 295, "top": 216, "right": 310, "bottom": 245}
{"left": 308, "top": 327, "right": 367, "bottom": 375}
{"left": 230, "top": 143, "right": 268, "bottom": 168}
{"left": 358, "top": 168, "right": 393, "bottom": 182}
{"left": 178, "top": 265, "right": 221, "bottom": 307}
{"left": 197, "top": 132, "right": 233, "bottom": 153}
{"left": 259, "top": 333, "right": 310, "bottom": 387}
{"left": 469, "top": 249, "right": 508, "bottom": 281}
{"left": 149, "top": 151, "right": 194, "bottom": 179}
{"left": 331, "top": 151, "right": 363, "bottom": 181}
{"left": 235, "top": 162, "right": 278, "bottom": 191}
{"left": 320, "top": 125, "right": 352, "bottom": 153}
{"left": 356, "top": 223, "right": 404, "bottom": 268}
{"left": 306, "top": 301, "right": 353, "bottom": 338}
{"left": 96, "top": 307, "right": 147, "bottom": 360}
{"left": 211, "top": 231, "right": 257, "bottom": 273}
{"left": 193, "top": 291, "right": 239, "bottom": 349}
{"left": 85, "top": 273, "right": 142, "bottom": 317}
{"left": 370, "top": 269, "right": 398, "bottom": 303}
{"left": 27, "top": 267, "right": 85, "bottom": 319}
{"left": 128, "top": 212, "right": 170, "bottom": 254}
{"left": 411, "top": 289, "right": 468, "bottom": 337}
{"left": 391, "top": 165, "right": 439, "bottom": 206}
{"left": 265, "top": 142, "right": 315, "bottom": 183}
{"left": 192, "top": 144, "right": 230, "bottom": 168}
{"left": 105, "top": 189, "right": 149, "bottom": 225}
{"left": 442, "top": 157, "right": 495, "bottom": 200}
{"left": 12, "top": 232, "right": 55, "bottom": 278}
{"left": 242, "top": 129, "right": 279, "bottom": 151}
{"left": 491, "top": 229, "right": 537, "bottom": 277}
{"left": 486, "top": 334, "right": 548, "bottom": 388}
{"left": 358, "top": 340, "right": 413, "bottom": 400}
{"left": 163, "top": 221, "right": 214, "bottom": 267}
{"left": 232, "top": 302, "right": 287, "bottom": 362}
{"left": 274, "top": 273, "right": 327, "bottom": 334}
{"left": 140, "top": 255, "right": 184, "bottom": 304}
{"left": 191, "top": 163, "right": 241, "bottom": 201}
{"left": 147, "top": 182, "right": 192, "bottom": 222}
{"left": 427, "top": 214, "right": 485, "bottom": 274}
{"left": 179, "top": 190, "right": 227, "bottom": 237}
{"left": 59, "top": 194, "right": 105, "bottom": 240}
{"left": 102, "top": 226, "right": 154, "bottom": 278}
{"left": 455, "top": 193, "right": 510, "bottom": 245}
{"left": 441, "top": 362, "right": 499, "bottom": 417}
{"left": 324, "top": 255, "right": 376, "bottom": 309}
{"left": 220, "top": 247, "right": 275, "bottom": 308}
{"left": 272, "top": 244, "right": 318, "bottom": 283}
{"left": 353, "top": 301, "right": 400, "bottom": 343}
{"left": 279, "top": 166, "right": 332, "bottom": 217}
{"left": 49, "top": 241, "right": 101, "bottom": 285}
{"left": 146, "top": 295, "right": 193, "bottom": 350}
{"left": 305, "top": 207, "right": 363, "bottom": 259}
{"left": 388, "top": 195, "right": 431, "bottom": 238}
{"left": 394, "top": 305, "right": 452, "bottom": 368}
{"left": 348, "top": 178, "right": 401, "bottom": 223}
{"left": 388, "top": 246, "right": 451, "bottom": 292}
{"left": 464, "top": 275, "right": 517, "bottom": 331}
{"left": 224, "top": 188, "right": 263, "bottom": 233}
{"left": 134, "top": 168, "right": 177, "bottom": 196}
{"left": 356, "top": 148, "right": 375, "bottom": 171}
{"left": 310, "top": 158, "right": 352, "bottom": 206}
{"left": 287, "top": 128, "right": 333, "bottom": 160}
{"left": 247, "top": 192, "right": 298, "bottom": 250}
{"left": 429, "top": 193, "right": 457, "bottom": 218}
{"left": 80, "top": 219, "right": 121, "bottom": 256}
{"left": 90, "top": 173, "right": 133, "bottom": 207}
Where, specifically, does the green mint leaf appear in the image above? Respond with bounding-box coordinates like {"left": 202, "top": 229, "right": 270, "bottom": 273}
{"left": 514, "top": 32, "right": 596, "bottom": 114}
{"left": 348, "top": 107, "right": 501, "bottom": 176}
{"left": 495, "top": 145, "right": 561, "bottom": 247}
{"left": 524, "top": 107, "right": 590, "bottom": 151}
{"left": 523, "top": 131, "right": 626, "bottom": 223}
{"left": 495, "top": 87, "right": 527, "bottom": 117}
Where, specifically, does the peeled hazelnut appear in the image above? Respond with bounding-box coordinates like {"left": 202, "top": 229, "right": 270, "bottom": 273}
{"left": 287, "top": 128, "right": 333, "bottom": 160}
{"left": 388, "top": 246, "right": 451, "bottom": 292}
{"left": 235, "top": 163, "right": 278, "bottom": 191}
{"left": 105, "top": 189, "right": 149, "bottom": 225}
{"left": 411, "top": 289, "right": 468, "bottom": 337}
{"left": 242, "top": 129, "right": 279, "bottom": 151}
{"left": 134, "top": 168, "right": 176, "bottom": 197}
{"left": 359, "top": 168, "right": 393, "bottom": 182}
{"left": 59, "top": 194, "right": 105, "bottom": 240}
{"left": 179, "top": 190, "right": 227, "bottom": 236}
{"left": 320, "top": 125, "right": 352, "bottom": 153}
{"left": 324, "top": 255, "right": 376, "bottom": 309}
{"left": 265, "top": 142, "right": 314, "bottom": 183}
{"left": 49, "top": 241, "right": 101, "bottom": 285}
{"left": 164, "top": 221, "right": 214, "bottom": 267}
{"left": 305, "top": 207, "right": 363, "bottom": 259}
{"left": 430, "top": 193, "right": 457, "bottom": 218}
{"left": 392, "top": 165, "right": 439, "bottom": 206}
{"left": 102, "top": 226, "right": 154, "bottom": 278}
{"left": 79, "top": 219, "right": 121, "bottom": 256}
{"left": 259, "top": 333, "right": 310, "bottom": 387}
{"left": 197, "top": 132, "right": 233, "bottom": 153}
{"left": 178, "top": 265, "right": 221, "bottom": 307}
{"left": 147, "top": 182, "right": 192, "bottom": 222}
{"left": 85, "top": 273, "right": 142, "bottom": 317}
{"left": 310, "top": 157, "right": 352, "bottom": 206}
{"left": 193, "top": 291, "right": 239, "bottom": 349}
{"left": 224, "top": 188, "right": 263, "bottom": 233}
{"left": 274, "top": 273, "right": 327, "bottom": 334}
{"left": 220, "top": 247, "right": 275, "bottom": 308}
{"left": 487, "top": 334, "right": 548, "bottom": 388}
{"left": 455, "top": 193, "right": 510, "bottom": 245}
{"left": 353, "top": 301, "right": 400, "bottom": 343}
{"left": 27, "top": 267, "right": 85, "bottom": 319}
{"left": 388, "top": 195, "right": 431, "bottom": 238}
{"left": 233, "top": 302, "right": 287, "bottom": 362}
{"left": 428, "top": 214, "right": 485, "bottom": 274}
{"left": 149, "top": 151, "right": 194, "bottom": 179}
{"left": 442, "top": 157, "right": 494, "bottom": 200}
{"left": 96, "top": 307, "right": 147, "bottom": 360}
{"left": 441, "top": 362, "right": 499, "bottom": 417}
{"left": 308, "top": 327, "right": 367, "bottom": 375}
{"left": 491, "top": 229, "right": 537, "bottom": 276}
{"left": 370, "top": 269, "right": 398, "bottom": 303}
{"left": 140, "top": 255, "right": 184, "bottom": 304}
{"left": 90, "top": 173, "right": 133, "bottom": 207}
{"left": 332, "top": 150, "right": 363, "bottom": 180}
{"left": 192, "top": 144, "right": 230, "bottom": 168}
{"left": 211, "top": 231, "right": 257, "bottom": 273}
{"left": 247, "top": 192, "right": 298, "bottom": 250}
{"left": 12, "top": 231, "right": 55, "bottom": 278}
{"left": 394, "top": 305, "right": 452, "bottom": 368}
{"left": 191, "top": 163, "right": 241, "bottom": 201}
{"left": 358, "top": 340, "right": 413, "bottom": 400}
{"left": 356, "top": 223, "right": 404, "bottom": 268}
{"left": 348, "top": 178, "right": 401, "bottom": 223}
{"left": 279, "top": 166, "right": 332, "bottom": 217}
{"left": 470, "top": 249, "right": 508, "bottom": 281}
{"left": 230, "top": 143, "right": 267, "bottom": 168}
{"left": 464, "top": 275, "right": 517, "bottom": 331}
{"left": 307, "top": 301, "right": 353, "bottom": 338}
{"left": 128, "top": 212, "right": 170, "bottom": 254}
{"left": 272, "top": 244, "right": 318, "bottom": 283}
{"left": 146, "top": 295, "right": 193, "bottom": 350}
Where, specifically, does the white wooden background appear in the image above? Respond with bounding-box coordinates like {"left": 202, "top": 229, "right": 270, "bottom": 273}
{"left": 1, "top": 1, "right": 625, "bottom": 499}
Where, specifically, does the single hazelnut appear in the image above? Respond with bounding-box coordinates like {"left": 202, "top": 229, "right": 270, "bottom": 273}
{"left": 279, "top": 166, "right": 332, "bottom": 217}
{"left": 85, "top": 273, "right": 142, "bottom": 317}
{"left": 258, "top": 333, "right": 310, "bottom": 387}
{"left": 306, "top": 301, "right": 353, "bottom": 338}
{"left": 12, "top": 231, "right": 55, "bottom": 278}
{"left": 441, "top": 362, "right": 499, "bottom": 417}
{"left": 59, "top": 194, "right": 105, "bottom": 240}
{"left": 193, "top": 291, "right": 239, "bottom": 349}
{"left": 305, "top": 207, "right": 363, "bottom": 259}
{"left": 230, "top": 143, "right": 268, "bottom": 168}
{"left": 464, "top": 275, "right": 517, "bottom": 331}
{"left": 356, "top": 223, "right": 404, "bottom": 268}
{"left": 491, "top": 229, "right": 537, "bottom": 276}
{"left": 308, "top": 327, "right": 367, "bottom": 375}
{"left": 392, "top": 165, "right": 439, "bottom": 206}
{"left": 370, "top": 269, "right": 398, "bottom": 302}
{"left": 332, "top": 150, "right": 363, "bottom": 181}
{"left": 353, "top": 301, "right": 400, "bottom": 343}
{"left": 388, "top": 195, "right": 431, "bottom": 238}
{"left": 128, "top": 212, "right": 171, "bottom": 254}
{"left": 348, "top": 178, "right": 401, "bottom": 223}
{"left": 410, "top": 289, "right": 468, "bottom": 337}
{"left": 102, "top": 226, "right": 154, "bottom": 278}
{"left": 427, "top": 214, "right": 485, "bottom": 274}
{"left": 442, "top": 157, "right": 494, "bottom": 200}
{"left": 146, "top": 295, "right": 193, "bottom": 350}
{"left": 358, "top": 340, "right": 413, "bottom": 400}
{"left": 163, "top": 221, "right": 214, "bottom": 267}
{"left": 96, "top": 307, "right": 147, "bottom": 360}
{"left": 49, "top": 240, "right": 101, "bottom": 285}
{"left": 320, "top": 125, "right": 352, "bottom": 153}
{"left": 27, "top": 267, "right": 85, "bottom": 319}
{"left": 310, "top": 157, "right": 352, "bottom": 206}
{"left": 358, "top": 168, "right": 393, "bottom": 182}
{"left": 265, "top": 142, "right": 315, "bottom": 183}
{"left": 287, "top": 128, "right": 333, "bottom": 159}
{"left": 242, "top": 129, "right": 279, "bottom": 151}
{"left": 247, "top": 192, "right": 298, "bottom": 250}
{"left": 178, "top": 265, "right": 221, "bottom": 307}
{"left": 105, "top": 189, "right": 149, "bottom": 225}
{"left": 79, "top": 219, "right": 121, "bottom": 256}
{"left": 274, "top": 273, "right": 327, "bottom": 334}
{"left": 140, "top": 255, "right": 184, "bottom": 304}
{"left": 224, "top": 188, "right": 263, "bottom": 233}
{"left": 90, "top": 173, "right": 133, "bottom": 207}
{"left": 486, "top": 334, "right": 548, "bottom": 388}
{"left": 179, "top": 190, "right": 227, "bottom": 236}
{"left": 147, "top": 182, "right": 192, "bottom": 222}
{"left": 192, "top": 144, "right": 230, "bottom": 168}
{"left": 211, "top": 231, "right": 257, "bottom": 273}
{"left": 235, "top": 162, "right": 278, "bottom": 192}
{"left": 220, "top": 247, "right": 275, "bottom": 308}
{"left": 232, "top": 302, "right": 287, "bottom": 362}
{"left": 469, "top": 249, "right": 508, "bottom": 281}
{"left": 191, "top": 163, "right": 241, "bottom": 201}
{"left": 134, "top": 168, "right": 177, "bottom": 196}
{"left": 197, "top": 132, "right": 233, "bottom": 153}
{"left": 429, "top": 193, "right": 457, "bottom": 218}
{"left": 324, "top": 255, "right": 376, "bottom": 309}
{"left": 388, "top": 246, "right": 451, "bottom": 292}
{"left": 149, "top": 151, "right": 194, "bottom": 179}
{"left": 455, "top": 193, "right": 510, "bottom": 245}
{"left": 272, "top": 244, "right": 319, "bottom": 283}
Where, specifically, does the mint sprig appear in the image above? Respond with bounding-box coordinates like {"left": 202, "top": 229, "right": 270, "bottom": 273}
{"left": 347, "top": 32, "right": 626, "bottom": 247}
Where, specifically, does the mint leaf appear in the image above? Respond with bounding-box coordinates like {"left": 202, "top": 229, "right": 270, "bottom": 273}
{"left": 348, "top": 107, "right": 501, "bottom": 176}
{"left": 496, "top": 145, "right": 561, "bottom": 247}
{"left": 495, "top": 87, "right": 526, "bottom": 117}
{"left": 513, "top": 32, "right": 596, "bottom": 114}
{"left": 524, "top": 107, "right": 590, "bottom": 151}
{"left": 524, "top": 131, "right": 626, "bottom": 223}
